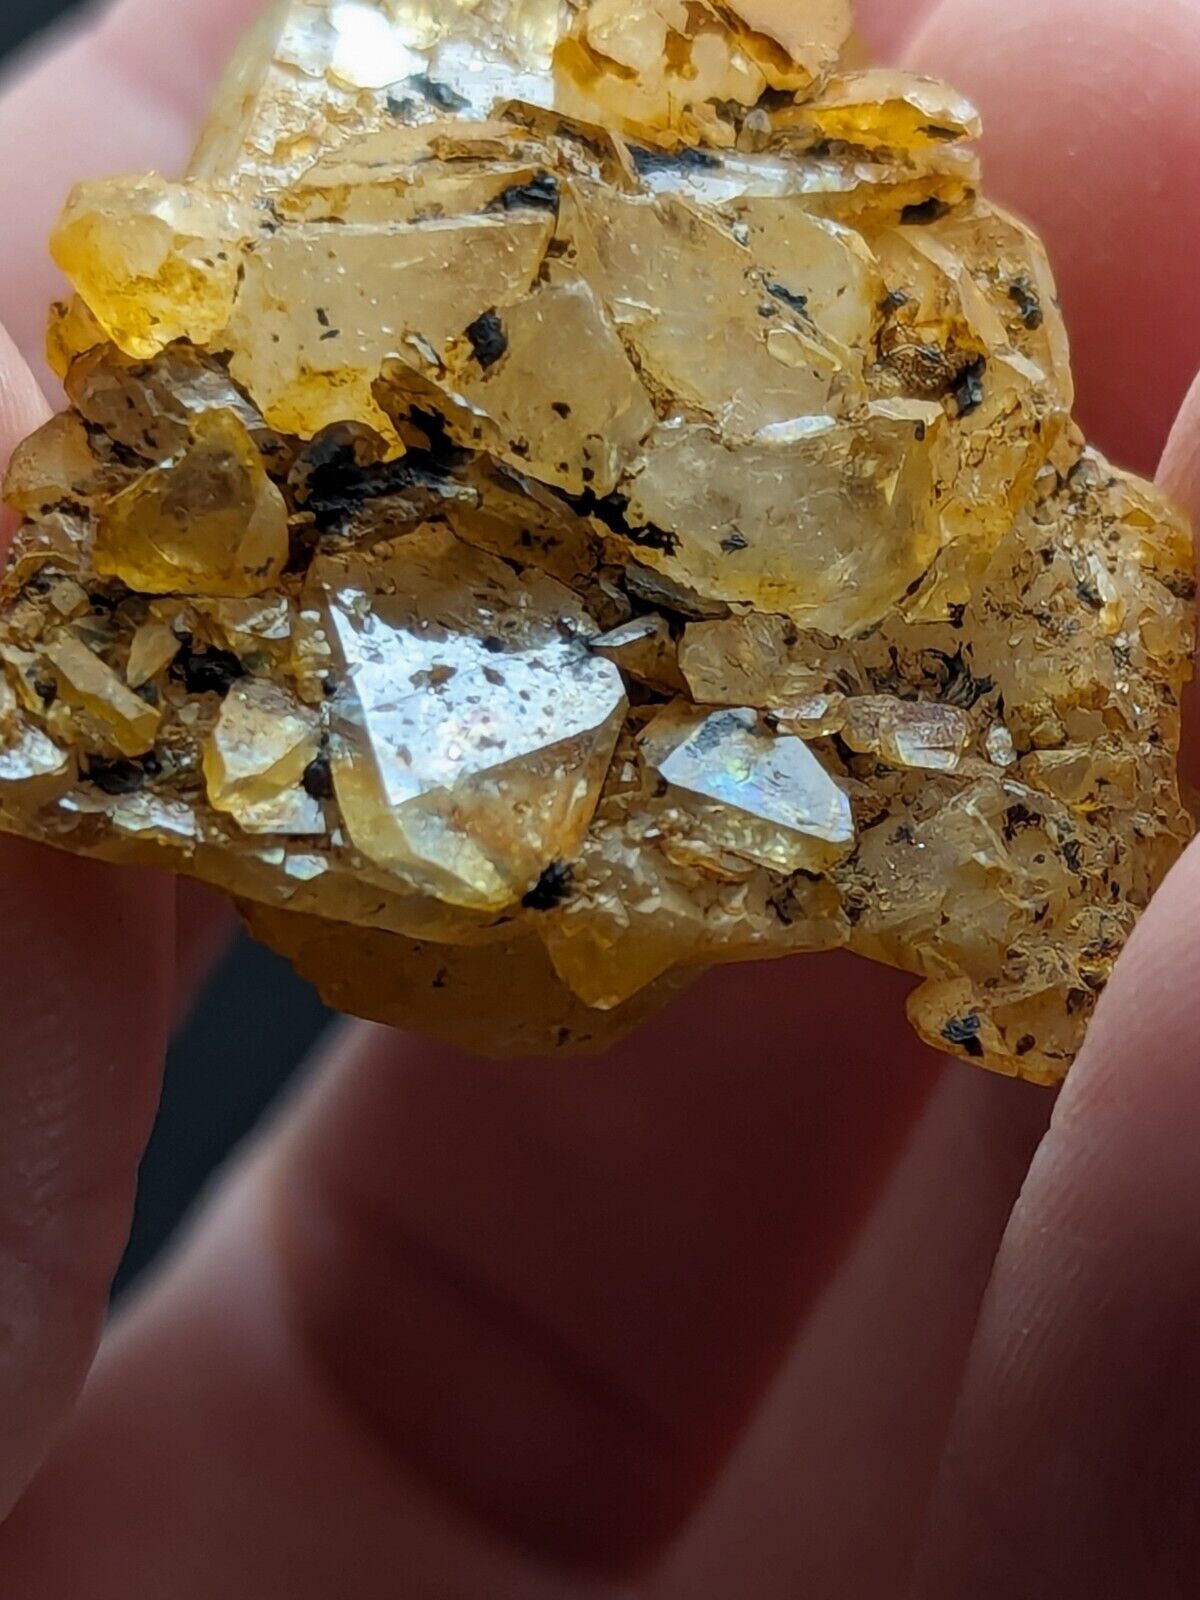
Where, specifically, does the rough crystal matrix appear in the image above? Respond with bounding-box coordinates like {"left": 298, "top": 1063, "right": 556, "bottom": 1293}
{"left": 0, "top": 0, "right": 1193, "bottom": 1079}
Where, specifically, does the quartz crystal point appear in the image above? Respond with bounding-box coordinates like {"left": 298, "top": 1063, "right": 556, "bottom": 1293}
{"left": 0, "top": 0, "right": 1193, "bottom": 1078}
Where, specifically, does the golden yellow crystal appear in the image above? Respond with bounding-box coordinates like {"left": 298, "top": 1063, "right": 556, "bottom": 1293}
{"left": 0, "top": 0, "right": 1193, "bottom": 1078}
{"left": 94, "top": 409, "right": 290, "bottom": 597}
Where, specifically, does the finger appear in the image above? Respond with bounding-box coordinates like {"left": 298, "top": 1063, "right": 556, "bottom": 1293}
{"left": 652, "top": 1068, "right": 1049, "bottom": 1600}
{"left": 271, "top": 969, "right": 936, "bottom": 1576}
{"left": 907, "top": 0, "right": 1200, "bottom": 477}
{"left": 0, "top": 320, "right": 179, "bottom": 1518}
{"left": 910, "top": 312, "right": 1200, "bottom": 1600}
{"left": 0, "top": 847, "right": 174, "bottom": 1520}
{"left": 1159, "top": 366, "right": 1200, "bottom": 517}
{"left": 912, "top": 840, "right": 1200, "bottom": 1599}
{"left": 0, "top": 962, "right": 940, "bottom": 1593}
{"left": 0, "top": 1115, "right": 627, "bottom": 1600}
{"left": 0, "top": 322, "right": 50, "bottom": 544}
{"left": 0, "top": 0, "right": 263, "bottom": 376}
{"left": 854, "top": 0, "right": 938, "bottom": 58}
{"left": 1157, "top": 366, "right": 1200, "bottom": 789}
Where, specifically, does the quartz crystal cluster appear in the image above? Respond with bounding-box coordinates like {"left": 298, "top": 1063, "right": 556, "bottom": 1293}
{"left": 0, "top": 0, "right": 1193, "bottom": 1079}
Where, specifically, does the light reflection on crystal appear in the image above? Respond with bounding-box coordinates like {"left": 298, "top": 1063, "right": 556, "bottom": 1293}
{"left": 44, "top": 631, "right": 161, "bottom": 757}
{"left": 589, "top": 615, "right": 685, "bottom": 695}
{"left": 641, "top": 704, "right": 855, "bottom": 874}
{"left": 108, "top": 792, "right": 200, "bottom": 842}
{"left": 316, "top": 525, "right": 626, "bottom": 908}
{"left": 204, "top": 678, "right": 324, "bottom": 835}
{"left": 0, "top": 680, "right": 70, "bottom": 786}
{"left": 327, "top": 1, "right": 426, "bottom": 89}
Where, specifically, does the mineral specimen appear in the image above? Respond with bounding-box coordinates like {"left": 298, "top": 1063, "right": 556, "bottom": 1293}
{"left": 0, "top": 0, "right": 1192, "bottom": 1079}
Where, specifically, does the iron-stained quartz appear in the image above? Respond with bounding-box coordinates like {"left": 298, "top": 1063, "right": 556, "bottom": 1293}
{"left": 0, "top": 0, "right": 1193, "bottom": 1077}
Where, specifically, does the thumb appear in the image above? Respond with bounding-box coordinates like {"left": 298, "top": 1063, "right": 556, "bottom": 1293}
{"left": 0, "top": 320, "right": 177, "bottom": 1519}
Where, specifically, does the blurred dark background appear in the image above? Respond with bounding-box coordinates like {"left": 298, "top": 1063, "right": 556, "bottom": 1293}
{"left": 3, "top": 0, "right": 78, "bottom": 40}
{"left": 3, "top": 0, "right": 334, "bottom": 1292}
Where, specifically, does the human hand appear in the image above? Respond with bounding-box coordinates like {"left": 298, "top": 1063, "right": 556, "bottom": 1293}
{"left": 0, "top": 2, "right": 1198, "bottom": 1596}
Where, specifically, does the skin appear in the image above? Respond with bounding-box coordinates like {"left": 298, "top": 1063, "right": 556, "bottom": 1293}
{"left": 0, "top": 0, "right": 1197, "bottom": 1594}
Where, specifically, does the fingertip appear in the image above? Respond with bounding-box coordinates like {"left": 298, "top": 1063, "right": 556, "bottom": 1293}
{"left": 1154, "top": 367, "right": 1200, "bottom": 787}
{"left": 914, "top": 838, "right": 1200, "bottom": 1599}
{"left": 0, "top": 318, "right": 51, "bottom": 550}
{"left": 1158, "top": 365, "right": 1200, "bottom": 520}
{"left": 88, "top": 0, "right": 268, "bottom": 119}
{"left": 0, "top": 318, "right": 50, "bottom": 450}
{"left": 0, "top": 842, "right": 176, "bottom": 1521}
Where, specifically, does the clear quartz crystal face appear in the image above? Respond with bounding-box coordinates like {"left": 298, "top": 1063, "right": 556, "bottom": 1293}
{"left": 0, "top": 0, "right": 1193, "bottom": 1076}
{"left": 315, "top": 525, "right": 627, "bottom": 909}
{"left": 640, "top": 704, "right": 856, "bottom": 875}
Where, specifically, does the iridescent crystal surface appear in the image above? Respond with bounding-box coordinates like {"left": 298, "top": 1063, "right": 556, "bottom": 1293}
{"left": 0, "top": 0, "right": 1193, "bottom": 1077}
